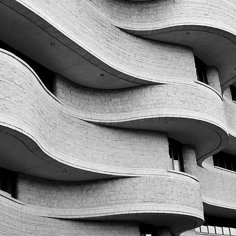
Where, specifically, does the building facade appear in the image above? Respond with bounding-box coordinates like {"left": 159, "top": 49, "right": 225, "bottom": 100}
{"left": 0, "top": 0, "right": 235, "bottom": 235}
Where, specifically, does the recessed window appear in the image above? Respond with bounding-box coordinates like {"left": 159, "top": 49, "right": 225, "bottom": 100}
{"left": 209, "top": 226, "right": 216, "bottom": 234}
{"left": 168, "top": 138, "right": 184, "bottom": 172}
{"left": 213, "top": 152, "right": 236, "bottom": 172}
{"left": 139, "top": 224, "right": 156, "bottom": 236}
{"left": 215, "top": 226, "right": 223, "bottom": 235}
{"left": 231, "top": 228, "right": 236, "bottom": 235}
{"left": 223, "top": 227, "right": 231, "bottom": 235}
{"left": 0, "top": 167, "right": 17, "bottom": 198}
{"left": 201, "top": 226, "right": 209, "bottom": 233}
{"left": 230, "top": 85, "right": 236, "bottom": 101}
{"left": 195, "top": 216, "right": 236, "bottom": 235}
{"left": 195, "top": 56, "right": 208, "bottom": 84}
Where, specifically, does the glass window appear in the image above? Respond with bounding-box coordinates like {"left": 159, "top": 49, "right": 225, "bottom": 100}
{"left": 208, "top": 226, "right": 216, "bottom": 234}
{"left": 230, "top": 228, "right": 236, "bottom": 236}
{"left": 213, "top": 152, "right": 236, "bottom": 172}
{"left": 223, "top": 227, "right": 230, "bottom": 235}
{"left": 215, "top": 226, "right": 223, "bottom": 235}
{"left": 230, "top": 86, "right": 236, "bottom": 101}
{"left": 201, "top": 226, "right": 209, "bottom": 233}
{"left": 168, "top": 138, "right": 184, "bottom": 172}
{"left": 195, "top": 56, "right": 208, "bottom": 84}
{"left": 0, "top": 167, "right": 17, "bottom": 198}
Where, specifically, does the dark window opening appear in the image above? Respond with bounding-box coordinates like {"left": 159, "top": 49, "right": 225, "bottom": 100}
{"left": 213, "top": 152, "right": 236, "bottom": 172}
{"left": 0, "top": 167, "right": 17, "bottom": 198}
{"left": 230, "top": 86, "right": 236, "bottom": 101}
{"left": 195, "top": 56, "right": 208, "bottom": 84}
{"left": 195, "top": 216, "right": 236, "bottom": 235}
{"left": 139, "top": 224, "right": 157, "bottom": 236}
{"left": 0, "top": 40, "right": 55, "bottom": 93}
{"left": 168, "top": 138, "right": 184, "bottom": 172}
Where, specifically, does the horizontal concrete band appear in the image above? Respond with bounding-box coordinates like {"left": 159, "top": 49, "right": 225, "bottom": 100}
{"left": 0, "top": 49, "right": 229, "bottom": 180}
{"left": 6, "top": 174, "right": 203, "bottom": 234}
{"left": 89, "top": 0, "right": 236, "bottom": 90}
{"left": 0, "top": 0, "right": 197, "bottom": 88}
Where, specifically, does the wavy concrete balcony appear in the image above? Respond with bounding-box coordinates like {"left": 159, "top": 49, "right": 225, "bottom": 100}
{"left": 89, "top": 0, "right": 236, "bottom": 90}
{"left": 0, "top": 191, "right": 140, "bottom": 236}
{"left": 16, "top": 173, "right": 203, "bottom": 234}
{"left": 0, "top": 0, "right": 197, "bottom": 88}
{"left": 202, "top": 166, "right": 236, "bottom": 220}
{"left": 0, "top": 49, "right": 228, "bottom": 180}
{"left": 1, "top": 49, "right": 181, "bottom": 180}
{"left": 56, "top": 77, "right": 228, "bottom": 164}
{"left": 223, "top": 99, "right": 236, "bottom": 155}
{"left": 183, "top": 148, "right": 236, "bottom": 221}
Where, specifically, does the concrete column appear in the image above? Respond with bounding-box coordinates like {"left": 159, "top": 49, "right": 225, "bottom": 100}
{"left": 203, "top": 156, "right": 214, "bottom": 166}
{"left": 182, "top": 145, "right": 197, "bottom": 175}
{"left": 207, "top": 67, "right": 222, "bottom": 94}
{"left": 53, "top": 74, "right": 69, "bottom": 101}
{"left": 223, "top": 87, "right": 232, "bottom": 100}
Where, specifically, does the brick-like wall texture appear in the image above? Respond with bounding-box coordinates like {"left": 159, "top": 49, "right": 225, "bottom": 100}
{"left": 0, "top": 194, "right": 140, "bottom": 236}
{"left": 0, "top": 0, "right": 236, "bottom": 235}
{"left": 183, "top": 147, "right": 236, "bottom": 211}
{"left": 17, "top": 173, "right": 202, "bottom": 215}
{"left": 55, "top": 76, "right": 226, "bottom": 125}
{"left": 88, "top": 0, "right": 236, "bottom": 88}
{"left": 15, "top": 0, "right": 197, "bottom": 85}
{"left": 0, "top": 51, "right": 172, "bottom": 174}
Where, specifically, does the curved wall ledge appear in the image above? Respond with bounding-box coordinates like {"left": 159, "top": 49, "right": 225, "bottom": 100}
{"left": 55, "top": 76, "right": 228, "bottom": 163}
{"left": 89, "top": 0, "right": 236, "bottom": 90}
{"left": 224, "top": 99, "right": 236, "bottom": 136}
{"left": 0, "top": 0, "right": 197, "bottom": 88}
{"left": 0, "top": 192, "right": 140, "bottom": 236}
{"left": 17, "top": 172, "right": 203, "bottom": 234}
{"left": 184, "top": 150, "right": 236, "bottom": 219}
{"left": 200, "top": 165, "right": 236, "bottom": 213}
{"left": 223, "top": 99, "right": 236, "bottom": 154}
{"left": 0, "top": 49, "right": 176, "bottom": 180}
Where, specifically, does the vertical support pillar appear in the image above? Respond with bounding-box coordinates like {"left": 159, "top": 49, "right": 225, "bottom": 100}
{"left": 182, "top": 145, "right": 197, "bottom": 176}
{"left": 53, "top": 74, "right": 70, "bottom": 102}
{"left": 224, "top": 87, "right": 232, "bottom": 100}
{"left": 207, "top": 67, "right": 222, "bottom": 94}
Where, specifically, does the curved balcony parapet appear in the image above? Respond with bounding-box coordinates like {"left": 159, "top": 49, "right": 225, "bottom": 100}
{"left": 56, "top": 76, "right": 228, "bottom": 163}
{"left": 0, "top": 49, "right": 181, "bottom": 180}
{"left": 200, "top": 164, "right": 236, "bottom": 212}
{"left": 0, "top": 0, "right": 197, "bottom": 88}
{"left": 17, "top": 172, "right": 203, "bottom": 234}
{"left": 0, "top": 49, "right": 229, "bottom": 178}
{"left": 89, "top": 0, "right": 236, "bottom": 90}
{"left": 0, "top": 191, "right": 141, "bottom": 236}
{"left": 223, "top": 99, "right": 236, "bottom": 155}
{"left": 184, "top": 154, "right": 236, "bottom": 218}
{"left": 224, "top": 99, "right": 236, "bottom": 136}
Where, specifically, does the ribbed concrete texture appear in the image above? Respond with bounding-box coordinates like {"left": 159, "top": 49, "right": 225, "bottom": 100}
{"left": 0, "top": 0, "right": 235, "bottom": 236}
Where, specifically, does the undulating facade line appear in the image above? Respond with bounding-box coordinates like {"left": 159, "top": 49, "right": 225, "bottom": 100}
{"left": 0, "top": 0, "right": 235, "bottom": 235}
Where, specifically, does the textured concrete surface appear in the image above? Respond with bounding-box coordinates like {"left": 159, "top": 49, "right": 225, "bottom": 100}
{"left": 89, "top": 0, "right": 236, "bottom": 89}
{"left": 0, "top": 0, "right": 235, "bottom": 235}
{"left": 0, "top": 0, "right": 197, "bottom": 87}
{"left": 0, "top": 50, "right": 174, "bottom": 179}
{"left": 17, "top": 173, "right": 202, "bottom": 216}
{"left": 183, "top": 146, "right": 236, "bottom": 214}
{"left": 0, "top": 193, "right": 140, "bottom": 236}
